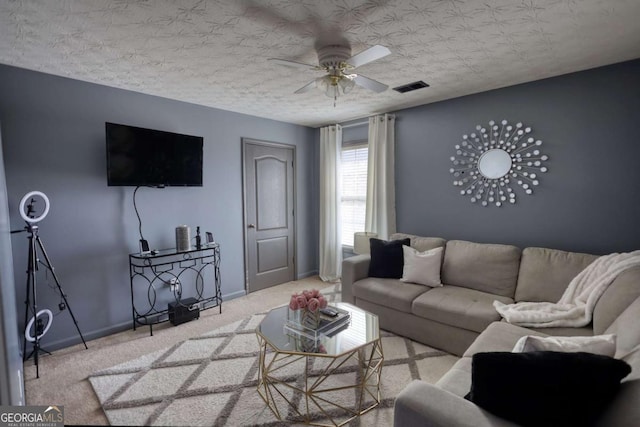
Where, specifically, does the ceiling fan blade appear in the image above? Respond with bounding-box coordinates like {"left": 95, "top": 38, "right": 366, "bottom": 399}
{"left": 268, "top": 58, "right": 319, "bottom": 70}
{"left": 346, "top": 45, "right": 391, "bottom": 68}
{"left": 353, "top": 74, "right": 388, "bottom": 93}
{"left": 294, "top": 80, "right": 317, "bottom": 94}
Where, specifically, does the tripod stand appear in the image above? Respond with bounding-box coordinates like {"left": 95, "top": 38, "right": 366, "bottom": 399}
{"left": 21, "top": 223, "right": 88, "bottom": 378}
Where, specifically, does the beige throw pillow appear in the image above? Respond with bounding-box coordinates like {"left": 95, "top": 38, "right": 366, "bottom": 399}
{"left": 400, "top": 245, "right": 443, "bottom": 287}
{"left": 512, "top": 334, "right": 617, "bottom": 357}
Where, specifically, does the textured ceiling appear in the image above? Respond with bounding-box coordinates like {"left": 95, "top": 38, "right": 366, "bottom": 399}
{"left": 1, "top": 0, "right": 639, "bottom": 127}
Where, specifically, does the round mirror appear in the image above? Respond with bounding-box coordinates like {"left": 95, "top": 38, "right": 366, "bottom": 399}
{"left": 478, "top": 149, "right": 512, "bottom": 179}
{"left": 450, "top": 119, "right": 549, "bottom": 207}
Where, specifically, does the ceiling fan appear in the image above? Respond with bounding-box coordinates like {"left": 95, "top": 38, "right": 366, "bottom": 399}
{"left": 269, "top": 43, "right": 391, "bottom": 105}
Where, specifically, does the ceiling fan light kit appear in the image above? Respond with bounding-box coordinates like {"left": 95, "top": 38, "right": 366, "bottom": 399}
{"left": 316, "top": 74, "right": 355, "bottom": 99}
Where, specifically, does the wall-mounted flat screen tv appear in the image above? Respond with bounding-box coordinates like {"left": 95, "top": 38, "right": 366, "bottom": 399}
{"left": 106, "top": 122, "right": 203, "bottom": 187}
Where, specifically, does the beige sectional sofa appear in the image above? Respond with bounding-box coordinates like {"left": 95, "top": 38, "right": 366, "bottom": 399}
{"left": 341, "top": 233, "right": 640, "bottom": 426}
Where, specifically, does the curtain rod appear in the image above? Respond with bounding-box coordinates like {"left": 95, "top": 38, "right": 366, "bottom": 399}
{"left": 340, "top": 120, "right": 368, "bottom": 129}
{"left": 340, "top": 114, "right": 395, "bottom": 129}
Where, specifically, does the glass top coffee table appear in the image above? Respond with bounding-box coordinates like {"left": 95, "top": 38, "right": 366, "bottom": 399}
{"left": 255, "top": 302, "right": 384, "bottom": 426}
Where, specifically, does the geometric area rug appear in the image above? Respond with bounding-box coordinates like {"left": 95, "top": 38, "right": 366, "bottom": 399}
{"left": 89, "top": 284, "right": 458, "bottom": 426}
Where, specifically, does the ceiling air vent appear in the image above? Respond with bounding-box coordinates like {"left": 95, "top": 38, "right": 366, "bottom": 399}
{"left": 393, "top": 80, "right": 429, "bottom": 93}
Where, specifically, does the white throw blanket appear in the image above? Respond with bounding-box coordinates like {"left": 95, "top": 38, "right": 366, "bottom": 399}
{"left": 493, "top": 250, "right": 640, "bottom": 328}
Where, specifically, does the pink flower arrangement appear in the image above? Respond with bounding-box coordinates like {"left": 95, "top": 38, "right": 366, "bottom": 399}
{"left": 289, "top": 289, "right": 328, "bottom": 313}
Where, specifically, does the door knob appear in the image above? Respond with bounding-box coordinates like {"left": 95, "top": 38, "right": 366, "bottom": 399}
{"left": 248, "top": 224, "right": 255, "bottom": 228}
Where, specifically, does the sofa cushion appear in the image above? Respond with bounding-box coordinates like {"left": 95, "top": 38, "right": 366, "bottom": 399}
{"left": 512, "top": 334, "right": 616, "bottom": 357}
{"left": 600, "top": 342, "right": 640, "bottom": 427}
{"left": 605, "top": 296, "right": 640, "bottom": 359}
{"left": 441, "top": 240, "right": 521, "bottom": 298}
{"left": 593, "top": 266, "right": 640, "bottom": 334}
{"left": 596, "top": 376, "right": 640, "bottom": 427}
{"left": 400, "top": 245, "right": 443, "bottom": 287}
{"left": 368, "top": 237, "right": 410, "bottom": 279}
{"left": 412, "top": 286, "right": 513, "bottom": 333}
{"left": 394, "top": 380, "right": 521, "bottom": 427}
{"left": 463, "top": 321, "right": 546, "bottom": 357}
{"left": 352, "top": 278, "right": 430, "bottom": 313}
{"left": 390, "top": 233, "right": 446, "bottom": 253}
{"left": 523, "top": 324, "right": 593, "bottom": 337}
{"left": 622, "top": 346, "right": 640, "bottom": 381}
{"left": 515, "top": 247, "right": 598, "bottom": 303}
{"left": 436, "top": 356, "right": 472, "bottom": 397}
{"left": 465, "top": 351, "right": 632, "bottom": 427}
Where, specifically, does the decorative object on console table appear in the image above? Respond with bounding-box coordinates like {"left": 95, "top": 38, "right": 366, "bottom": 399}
{"left": 139, "top": 239, "right": 150, "bottom": 255}
{"left": 195, "top": 226, "right": 202, "bottom": 250}
{"left": 354, "top": 231, "right": 378, "bottom": 254}
{"left": 175, "top": 225, "right": 191, "bottom": 251}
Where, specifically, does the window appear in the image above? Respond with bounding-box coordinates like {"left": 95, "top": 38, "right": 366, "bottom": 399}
{"left": 341, "top": 140, "right": 368, "bottom": 247}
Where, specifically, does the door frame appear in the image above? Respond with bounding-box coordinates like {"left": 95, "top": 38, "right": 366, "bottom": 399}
{"left": 241, "top": 138, "right": 297, "bottom": 293}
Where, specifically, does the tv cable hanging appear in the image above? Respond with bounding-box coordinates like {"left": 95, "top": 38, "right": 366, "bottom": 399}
{"left": 133, "top": 185, "right": 151, "bottom": 254}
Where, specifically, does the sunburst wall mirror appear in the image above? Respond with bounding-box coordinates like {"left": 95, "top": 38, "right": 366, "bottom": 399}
{"left": 450, "top": 120, "right": 549, "bottom": 207}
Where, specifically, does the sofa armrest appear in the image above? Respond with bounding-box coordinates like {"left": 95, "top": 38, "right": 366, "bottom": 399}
{"left": 341, "top": 255, "right": 370, "bottom": 304}
{"left": 394, "top": 380, "right": 518, "bottom": 427}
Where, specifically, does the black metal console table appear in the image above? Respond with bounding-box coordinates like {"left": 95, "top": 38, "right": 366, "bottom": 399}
{"left": 129, "top": 244, "right": 222, "bottom": 335}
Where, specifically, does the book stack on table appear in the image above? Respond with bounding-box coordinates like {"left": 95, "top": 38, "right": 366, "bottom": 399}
{"left": 284, "top": 305, "right": 351, "bottom": 341}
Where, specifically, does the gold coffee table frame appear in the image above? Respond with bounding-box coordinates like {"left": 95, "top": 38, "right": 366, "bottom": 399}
{"left": 255, "top": 303, "right": 384, "bottom": 426}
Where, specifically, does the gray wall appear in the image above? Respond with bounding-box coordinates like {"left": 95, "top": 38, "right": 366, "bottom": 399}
{"left": 0, "top": 64, "right": 318, "bottom": 350}
{"left": 392, "top": 59, "right": 640, "bottom": 254}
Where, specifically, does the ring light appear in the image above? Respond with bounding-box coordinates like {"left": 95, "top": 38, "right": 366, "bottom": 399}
{"left": 19, "top": 191, "right": 50, "bottom": 223}
{"left": 25, "top": 309, "right": 53, "bottom": 342}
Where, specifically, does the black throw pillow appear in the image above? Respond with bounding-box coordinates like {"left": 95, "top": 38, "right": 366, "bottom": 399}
{"left": 464, "top": 351, "right": 631, "bottom": 427}
{"left": 368, "top": 238, "right": 411, "bottom": 279}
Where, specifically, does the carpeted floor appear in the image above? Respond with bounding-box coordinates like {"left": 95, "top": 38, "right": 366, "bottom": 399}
{"left": 24, "top": 278, "right": 458, "bottom": 425}
{"left": 88, "top": 315, "right": 455, "bottom": 426}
